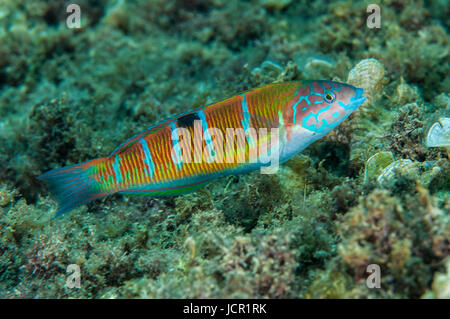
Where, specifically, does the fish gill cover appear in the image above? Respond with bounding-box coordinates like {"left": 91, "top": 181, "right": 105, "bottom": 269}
{"left": 0, "top": 0, "right": 448, "bottom": 299}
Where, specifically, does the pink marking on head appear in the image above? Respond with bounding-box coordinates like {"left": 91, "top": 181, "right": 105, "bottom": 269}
{"left": 287, "top": 80, "right": 366, "bottom": 134}
{"left": 311, "top": 81, "right": 323, "bottom": 94}
{"left": 322, "top": 81, "right": 334, "bottom": 90}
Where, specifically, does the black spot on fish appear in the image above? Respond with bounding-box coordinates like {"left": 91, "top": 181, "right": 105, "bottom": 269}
{"left": 176, "top": 112, "right": 200, "bottom": 128}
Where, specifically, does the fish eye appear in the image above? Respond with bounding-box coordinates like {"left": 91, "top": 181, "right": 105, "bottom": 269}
{"left": 324, "top": 92, "right": 335, "bottom": 103}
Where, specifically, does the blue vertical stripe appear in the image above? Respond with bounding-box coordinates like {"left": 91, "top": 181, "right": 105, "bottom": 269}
{"left": 139, "top": 138, "right": 155, "bottom": 178}
{"left": 113, "top": 154, "right": 123, "bottom": 184}
{"left": 241, "top": 94, "right": 256, "bottom": 148}
{"left": 197, "top": 110, "right": 215, "bottom": 157}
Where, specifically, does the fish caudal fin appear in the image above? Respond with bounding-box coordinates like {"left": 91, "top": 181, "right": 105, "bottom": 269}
{"left": 38, "top": 158, "right": 109, "bottom": 218}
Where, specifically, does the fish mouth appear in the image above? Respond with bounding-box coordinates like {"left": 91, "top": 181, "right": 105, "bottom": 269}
{"left": 349, "top": 88, "right": 366, "bottom": 108}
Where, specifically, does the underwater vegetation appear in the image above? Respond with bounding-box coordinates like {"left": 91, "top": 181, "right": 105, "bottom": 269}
{"left": 0, "top": 0, "right": 448, "bottom": 298}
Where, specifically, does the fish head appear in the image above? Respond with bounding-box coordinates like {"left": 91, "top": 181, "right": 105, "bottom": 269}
{"left": 293, "top": 80, "right": 366, "bottom": 135}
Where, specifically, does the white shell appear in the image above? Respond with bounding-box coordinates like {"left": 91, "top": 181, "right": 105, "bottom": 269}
{"left": 377, "top": 159, "right": 441, "bottom": 187}
{"left": 426, "top": 118, "right": 450, "bottom": 148}
{"left": 377, "top": 159, "right": 419, "bottom": 186}
{"left": 347, "top": 58, "right": 385, "bottom": 103}
{"left": 364, "top": 151, "right": 394, "bottom": 183}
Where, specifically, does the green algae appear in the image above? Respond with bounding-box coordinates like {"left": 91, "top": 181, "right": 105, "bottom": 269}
{"left": 0, "top": 0, "right": 448, "bottom": 299}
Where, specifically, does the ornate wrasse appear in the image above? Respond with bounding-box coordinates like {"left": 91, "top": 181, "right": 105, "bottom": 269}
{"left": 38, "top": 80, "right": 366, "bottom": 217}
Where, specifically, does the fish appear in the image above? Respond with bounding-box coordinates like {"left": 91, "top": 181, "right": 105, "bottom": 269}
{"left": 38, "top": 80, "right": 366, "bottom": 217}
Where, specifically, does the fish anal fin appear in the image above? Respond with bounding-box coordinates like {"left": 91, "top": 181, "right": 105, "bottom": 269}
{"left": 119, "top": 180, "right": 210, "bottom": 197}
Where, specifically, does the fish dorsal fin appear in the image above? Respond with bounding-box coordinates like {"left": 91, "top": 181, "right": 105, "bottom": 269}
{"left": 108, "top": 96, "right": 239, "bottom": 157}
{"left": 108, "top": 107, "right": 205, "bottom": 157}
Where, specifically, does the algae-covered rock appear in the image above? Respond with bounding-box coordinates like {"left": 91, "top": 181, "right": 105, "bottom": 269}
{"left": 333, "top": 188, "right": 449, "bottom": 298}
{"left": 260, "top": 0, "right": 292, "bottom": 10}
{"left": 433, "top": 94, "right": 450, "bottom": 111}
{"left": 395, "top": 77, "right": 421, "bottom": 105}
{"left": 422, "top": 258, "right": 450, "bottom": 299}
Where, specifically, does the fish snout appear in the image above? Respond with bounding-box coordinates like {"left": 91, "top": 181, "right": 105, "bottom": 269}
{"left": 349, "top": 87, "right": 366, "bottom": 108}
